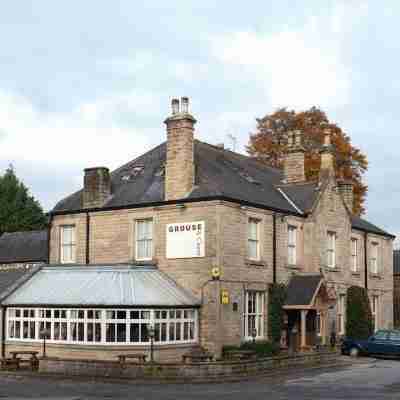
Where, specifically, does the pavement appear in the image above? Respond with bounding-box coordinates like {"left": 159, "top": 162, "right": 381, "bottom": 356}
{"left": 0, "top": 356, "right": 399, "bottom": 399}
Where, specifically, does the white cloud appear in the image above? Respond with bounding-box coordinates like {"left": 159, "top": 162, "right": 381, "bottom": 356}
{"left": 210, "top": 5, "right": 365, "bottom": 110}
{"left": 0, "top": 90, "right": 159, "bottom": 171}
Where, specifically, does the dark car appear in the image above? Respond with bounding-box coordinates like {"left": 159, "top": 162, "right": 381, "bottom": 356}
{"left": 341, "top": 330, "right": 400, "bottom": 357}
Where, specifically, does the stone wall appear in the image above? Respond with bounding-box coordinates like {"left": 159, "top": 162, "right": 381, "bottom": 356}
{"left": 38, "top": 351, "right": 340, "bottom": 382}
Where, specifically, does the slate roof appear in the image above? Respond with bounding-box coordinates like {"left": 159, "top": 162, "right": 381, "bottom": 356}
{"left": 2, "top": 264, "right": 200, "bottom": 307}
{"left": 0, "top": 231, "right": 48, "bottom": 264}
{"left": 351, "top": 215, "right": 394, "bottom": 238}
{"left": 285, "top": 274, "right": 323, "bottom": 307}
{"left": 52, "top": 140, "right": 393, "bottom": 238}
{"left": 394, "top": 250, "right": 400, "bottom": 275}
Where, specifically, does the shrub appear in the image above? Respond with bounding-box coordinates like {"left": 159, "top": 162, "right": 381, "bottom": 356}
{"left": 222, "top": 341, "right": 280, "bottom": 358}
{"left": 268, "top": 283, "right": 287, "bottom": 344}
{"left": 345, "top": 286, "right": 373, "bottom": 339}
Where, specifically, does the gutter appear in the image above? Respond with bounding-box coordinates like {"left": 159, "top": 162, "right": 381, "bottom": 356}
{"left": 86, "top": 212, "right": 90, "bottom": 265}
{"left": 273, "top": 213, "right": 277, "bottom": 283}
{"left": 49, "top": 195, "right": 304, "bottom": 218}
{"left": 364, "top": 231, "right": 368, "bottom": 290}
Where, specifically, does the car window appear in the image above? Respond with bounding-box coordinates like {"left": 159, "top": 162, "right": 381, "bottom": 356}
{"left": 374, "top": 331, "right": 388, "bottom": 340}
{"left": 389, "top": 331, "right": 400, "bottom": 341}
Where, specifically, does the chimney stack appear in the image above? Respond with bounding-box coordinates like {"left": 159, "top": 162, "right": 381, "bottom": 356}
{"left": 82, "top": 167, "right": 111, "bottom": 208}
{"left": 320, "top": 128, "right": 335, "bottom": 174}
{"left": 164, "top": 97, "right": 196, "bottom": 201}
{"left": 283, "top": 130, "right": 305, "bottom": 183}
{"left": 338, "top": 176, "right": 354, "bottom": 213}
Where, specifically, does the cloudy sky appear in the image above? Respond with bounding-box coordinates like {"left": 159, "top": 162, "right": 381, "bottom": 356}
{"left": 0, "top": 1, "right": 399, "bottom": 237}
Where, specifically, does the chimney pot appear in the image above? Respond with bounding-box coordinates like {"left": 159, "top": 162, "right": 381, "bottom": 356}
{"left": 171, "top": 98, "right": 180, "bottom": 115}
{"left": 181, "top": 97, "right": 189, "bottom": 113}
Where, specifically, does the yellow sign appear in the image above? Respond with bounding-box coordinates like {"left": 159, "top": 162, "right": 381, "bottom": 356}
{"left": 211, "top": 267, "right": 220, "bottom": 280}
{"left": 221, "top": 289, "right": 229, "bottom": 305}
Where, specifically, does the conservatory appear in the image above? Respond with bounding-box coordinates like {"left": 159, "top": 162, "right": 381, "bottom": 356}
{"left": 2, "top": 265, "right": 200, "bottom": 355}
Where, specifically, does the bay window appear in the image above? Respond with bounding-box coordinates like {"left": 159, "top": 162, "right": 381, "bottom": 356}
{"left": 135, "top": 219, "right": 153, "bottom": 260}
{"left": 244, "top": 291, "right": 265, "bottom": 340}
{"left": 7, "top": 307, "right": 197, "bottom": 345}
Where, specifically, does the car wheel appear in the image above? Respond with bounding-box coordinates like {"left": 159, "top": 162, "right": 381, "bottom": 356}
{"left": 350, "top": 347, "right": 360, "bottom": 357}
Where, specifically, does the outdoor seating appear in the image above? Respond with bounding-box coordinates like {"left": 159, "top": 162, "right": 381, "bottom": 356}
{"left": 182, "top": 347, "right": 214, "bottom": 363}
{"left": 117, "top": 353, "right": 147, "bottom": 364}
{"left": 8, "top": 351, "right": 39, "bottom": 371}
{"left": 223, "top": 349, "right": 257, "bottom": 361}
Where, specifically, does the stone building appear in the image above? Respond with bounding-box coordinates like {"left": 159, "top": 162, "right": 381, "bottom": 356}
{"left": 393, "top": 250, "right": 400, "bottom": 327}
{"left": 1, "top": 98, "right": 394, "bottom": 361}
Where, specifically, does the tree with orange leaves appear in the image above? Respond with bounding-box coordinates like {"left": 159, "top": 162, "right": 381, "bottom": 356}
{"left": 247, "top": 107, "right": 368, "bottom": 215}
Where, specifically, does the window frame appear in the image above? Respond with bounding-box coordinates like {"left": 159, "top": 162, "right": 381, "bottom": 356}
{"left": 287, "top": 225, "right": 297, "bottom": 266}
{"left": 337, "top": 295, "right": 345, "bottom": 335}
{"left": 371, "top": 296, "right": 379, "bottom": 332}
{"left": 6, "top": 307, "right": 198, "bottom": 346}
{"left": 60, "top": 225, "right": 76, "bottom": 264}
{"left": 326, "top": 231, "right": 336, "bottom": 268}
{"left": 351, "top": 238, "right": 358, "bottom": 272}
{"left": 370, "top": 242, "right": 379, "bottom": 274}
{"left": 247, "top": 218, "right": 261, "bottom": 261}
{"left": 135, "top": 218, "right": 154, "bottom": 261}
{"left": 244, "top": 291, "right": 265, "bottom": 341}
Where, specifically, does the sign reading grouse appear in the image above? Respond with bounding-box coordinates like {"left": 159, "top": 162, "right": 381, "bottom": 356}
{"left": 166, "top": 221, "right": 205, "bottom": 259}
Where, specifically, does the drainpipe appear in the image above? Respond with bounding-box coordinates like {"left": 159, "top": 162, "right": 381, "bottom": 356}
{"left": 364, "top": 232, "right": 368, "bottom": 290}
{"left": 1, "top": 306, "right": 6, "bottom": 358}
{"left": 273, "top": 213, "right": 277, "bottom": 284}
{"left": 86, "top": 212, "right": 90, "bottom": 265}
{"left": 47, "top": 214, "right": 53, "bottom": 264}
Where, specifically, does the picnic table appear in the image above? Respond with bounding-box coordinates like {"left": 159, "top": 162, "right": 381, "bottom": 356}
{"left": 4, "top": 351, "right": 39, "bottom": 371}
{"left": 117, "top": 353, "right": 147, "bottom": 364}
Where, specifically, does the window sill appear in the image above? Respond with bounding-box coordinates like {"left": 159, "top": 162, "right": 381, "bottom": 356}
{"left": 323, "top": 266, "right": 341, "bottom": 272}
{"left": 351, "top": 271, "right": 361, "bottom": 277}
{"left": 134, "top": 259, "right": 157, "bottom": 266}
{"left": 245, "top": 259, "right": 267, "bottom": 268}
{"left": 285, "top": 264, "right": 302, "bottom": 270}
{"left": 369, "top": 273, "right": 382, "bottom": 280}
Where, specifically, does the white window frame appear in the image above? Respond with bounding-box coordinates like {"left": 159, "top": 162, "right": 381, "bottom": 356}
{"left": 351, "top": 238, "right": 358, "bottom": 272}
{"left": 316, "top": 311, "right": 322, "bottom": 337}
{"left": 6, "top": 307, "right": 198, "bottom": 346}
{"left": 337, "top": 295, "right": 345, "bottom": 335}
{"left": 247, "top": 218, "right": 260, "bottom": 261}
{"left": 244, "top": 291, "right": 265, "bottom": 340}
{"left": 370, "top": 242, "right": 379, "bottom": 274}
{"left": 288, "top": 225, "right": 297, "bottom": 266}
{"left": 326, "top": 231, "right": 336, "bottom": 268}
{"left": 60, "top": 225, "right": 76, "bottom": 264}
{"left": 371, "top": 296, "right": 379, "bottom": 332}
{"left": 135, "top": 219, "right": 153, "bottom": 261}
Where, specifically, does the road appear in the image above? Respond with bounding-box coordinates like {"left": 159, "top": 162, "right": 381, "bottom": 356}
{"left": 0, "top": 358, "right": 400, "bottom": 399}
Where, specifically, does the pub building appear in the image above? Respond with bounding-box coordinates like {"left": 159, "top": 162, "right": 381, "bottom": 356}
{"left": 0, "top": 97, "right": 394, "bottom": 361}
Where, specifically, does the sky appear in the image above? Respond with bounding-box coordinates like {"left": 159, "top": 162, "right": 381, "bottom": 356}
{"left": 0, "top": 1, "right": 399, "bottom": 239}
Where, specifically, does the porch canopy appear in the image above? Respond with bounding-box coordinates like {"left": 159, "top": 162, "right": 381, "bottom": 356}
{"left": 2, "top": 264, "right": 200, "bottom": 307}
{"left": 283, "top": 274, "right": 329, "bottom": 348}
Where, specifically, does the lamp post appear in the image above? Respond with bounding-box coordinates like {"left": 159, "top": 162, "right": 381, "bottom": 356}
{"left": 40, "top": 329, "right": 49, "bottom": 358}
{"left": 148, "top": 324, "right": 155, "bottom": 363}
{"left": 251, "top": 327, "right": 257, "bottom": 344}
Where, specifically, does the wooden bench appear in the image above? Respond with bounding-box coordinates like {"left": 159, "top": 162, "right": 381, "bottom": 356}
{"left": 223, "top": 349, "right": 257, "bottom": 361}
{"left": 9, "top": 351, "right": 39, "bottom": 371}
{"left": 182, "top": 349, "right": 214, "bottom": 363}
{"left": 117, "top": 354, "right": 147, "bottom": 364}
{"left": 1, "top": 358, "right": 20, "bottom": 371}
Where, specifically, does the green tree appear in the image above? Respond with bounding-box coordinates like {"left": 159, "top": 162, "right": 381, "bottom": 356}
{"left": 0, "top": 166, "right": 47, "bottom": 235}
{"left": 345, "top": 286, "right": 373, "bottom": 339}
{"left": 268, "top": 283, "right": 287, "bottom": 344}
{"left": 247, "top": 107, "right": 368, "bottom": 215}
